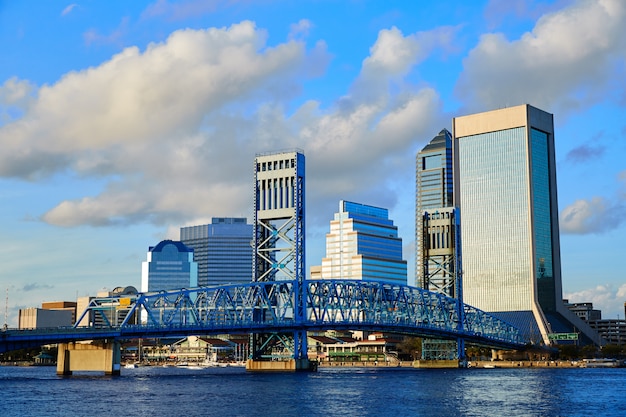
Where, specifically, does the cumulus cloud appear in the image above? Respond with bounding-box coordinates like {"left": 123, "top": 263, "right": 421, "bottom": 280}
{"left": 560, "top": 196, "right": 626, "bottom": 234}
{"left": 564, "top": 283, "right": 626, "bottom": 319}
{"left": 457, "top": 0, "right": 626, "bottom": 114}
{"left": 0, "top": 21, "right": 449, "bottom": 230}
{"left": 1, "top": 22, "right": 305, "bottom": 178}
{"left": 354, "top": 25, "right": 457, "bottom": 100}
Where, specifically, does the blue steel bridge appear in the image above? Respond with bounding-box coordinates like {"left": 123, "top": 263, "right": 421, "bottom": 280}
{"left": 0, "top": 279, "right": 526, "bottom": 355}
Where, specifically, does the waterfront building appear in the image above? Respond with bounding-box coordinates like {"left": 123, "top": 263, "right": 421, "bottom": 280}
{"left": 452, "top": 104, "right": 599, "bottom": 344}
{"left": 314, "top": 200, "right": 407, "bottom": 285}
{"left": 588, "top": 319, "right": 626, "bottom": 346}
{"left": 180, "top": 218, "right": 254, "bottom": 287}
{"left": 564, "top": 300, "right": 602, "bottom": 322}
{"left": 141, "top": 240, "right": 198, "bottom": 292}
{"left": 307, "top": 333, "right": 400, "bottom": 364}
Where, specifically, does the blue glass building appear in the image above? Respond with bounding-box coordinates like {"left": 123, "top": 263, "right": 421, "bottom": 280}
{"left": 180, "top": 218, "right": 253, "bottom": 287}
{"left": 141, "top": 240, "right": 198, "bottom": 292}
{"left": 316, "top": 200, "right": 407, "bottom": 285}
{"left": 415, "top": 129, "right": 457, "bottom": 292}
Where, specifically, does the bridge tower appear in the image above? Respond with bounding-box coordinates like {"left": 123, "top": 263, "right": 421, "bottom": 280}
{"left": 248, "top": 150, "right": 311, "bottom": 371}
{"left": 419, "top": 208, "right": 465, "bottom": 365}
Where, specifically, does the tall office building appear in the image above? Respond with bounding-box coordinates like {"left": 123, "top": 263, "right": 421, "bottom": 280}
{"left": 141, "top": 240, "right": 198, "bottom": 292}
{"left": 315, "top": 200, "right": 407, "bottom": 285}
{"left": 415, "top": 129, "right": 457, "bottom": 293}
{"left": 180, "top": 218, "right": 253, "bottom": 287}
{"left": 452, "top": 104, "right": 599, "bottom": 344}
{"left": 416, "top": 129, "right": 463, "bottom": 361}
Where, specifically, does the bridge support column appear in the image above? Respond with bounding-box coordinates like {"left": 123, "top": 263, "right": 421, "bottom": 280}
{"left": 56, "top": 341, "right": 121, "bottom": 376}
{"left": 246, "top": 359, "right": 317, "bottom": 372}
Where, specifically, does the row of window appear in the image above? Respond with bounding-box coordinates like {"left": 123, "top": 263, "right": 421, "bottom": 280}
{"left": 256, "top": 158, "right": 296, "bottom": 172}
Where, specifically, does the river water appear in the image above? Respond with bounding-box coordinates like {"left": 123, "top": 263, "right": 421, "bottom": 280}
{"left": 1, "top": 365, "right": 625, "bottom": 416}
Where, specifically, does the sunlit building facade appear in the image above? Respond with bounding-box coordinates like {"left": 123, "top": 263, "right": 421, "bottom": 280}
{"left": 452, "top": 104, "right": 599, "bottom": 344}
{"left": 316, "top": 200, "right": 407, "bottom": 285}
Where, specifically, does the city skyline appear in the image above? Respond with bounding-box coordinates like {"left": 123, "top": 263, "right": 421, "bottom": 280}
{"left": 1, "top": 1, "right": 625, "bottom": 326}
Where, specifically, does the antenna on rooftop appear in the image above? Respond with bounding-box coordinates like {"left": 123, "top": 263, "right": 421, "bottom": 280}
{"left": 3, "top": 288, "right": 8, "bottom": 330}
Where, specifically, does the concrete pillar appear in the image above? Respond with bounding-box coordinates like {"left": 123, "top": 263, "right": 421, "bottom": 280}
{"left": 246, "top": 359, "right": 317, "bottom": 372}
{"left": 56, "top": 341, "right": 121, "bottom": 376}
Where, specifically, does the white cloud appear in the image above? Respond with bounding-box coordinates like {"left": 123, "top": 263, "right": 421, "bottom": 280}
{"left": 61, "top": 3, "right": 78, "bottom": 17}
{"left": 564, "top": 283, "right": 626, "bottom": 319}
{"left": 289, "top": 19, "right": 313, "bottom": 40}
{"left": 457, "top": 0, "right": 626, "bottom": 114}
{"left": 0, "top": 77, "right": 36, "bottom": 123}
{"left": 355, "top": 25, "right": 458, "bottom": 101}
{"left": 560, "top": 196, "right": 626, "bottom": 234}
{"left": 0, "top": 21, "right": 449, "bottom": 232}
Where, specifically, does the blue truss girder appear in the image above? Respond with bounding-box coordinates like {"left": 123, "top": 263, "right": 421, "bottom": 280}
{"left": 1, "top": 280, "right": 526, "bottom": 353}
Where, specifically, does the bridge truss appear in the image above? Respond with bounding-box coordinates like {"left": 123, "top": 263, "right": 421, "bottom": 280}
{"left": 1, "top": 280, "right": 525, "bottom": 354}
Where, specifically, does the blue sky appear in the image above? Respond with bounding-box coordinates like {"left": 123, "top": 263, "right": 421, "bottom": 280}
{"left": 1, "top": 0, "right": 625, "bottom": 327}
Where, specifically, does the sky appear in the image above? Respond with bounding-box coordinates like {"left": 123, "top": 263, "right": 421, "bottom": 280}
{"left": 1, "top": 0, "right": 625, "bottom": 327}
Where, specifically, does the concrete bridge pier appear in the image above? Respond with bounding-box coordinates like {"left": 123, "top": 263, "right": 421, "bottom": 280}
{"left": 246, "top": 359, "right": 318, "bottom": 372}
{"left": 56, "top": 341, "right": 121, "bottom": 376}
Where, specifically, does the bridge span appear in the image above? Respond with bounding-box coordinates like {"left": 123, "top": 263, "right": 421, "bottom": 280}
{"left": 1, "top": 279, "right": 526, "bottom": 354}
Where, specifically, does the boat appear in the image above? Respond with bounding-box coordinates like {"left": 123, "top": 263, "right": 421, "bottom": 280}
{"left": 124, "top": 363, "right": 138, "bottom": 369}
{"left": 582, "top": 358, "right": 623, "bottom": 368}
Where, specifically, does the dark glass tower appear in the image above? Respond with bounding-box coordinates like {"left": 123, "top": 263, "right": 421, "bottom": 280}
{"left": 415, "top": 129, "right": 455, "bottom": 290}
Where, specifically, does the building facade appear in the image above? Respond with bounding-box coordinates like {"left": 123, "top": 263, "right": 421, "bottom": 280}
{"left": 452, "top": 104, "right": 599, "bottom": 344}
{"left": 315, "top": 200, "right": 407, "bottom": 285}
{"left": 141, "top": 240, "right": 198, "bottom": 292}
{"left": 564, "top": 300, "right": 602, "bottom": 322}
{"left": 415, "top": 128, "right": 461, "bottom": 298}
{"left": 180, "top": 218, "right": 253, "bottom": 287}
{"left": 18, "top": 308, "right": 73, "bottom": 329}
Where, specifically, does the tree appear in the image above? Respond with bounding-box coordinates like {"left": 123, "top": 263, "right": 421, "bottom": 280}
{"left": 397, "top": 337, "right": 422, "bottom": 360}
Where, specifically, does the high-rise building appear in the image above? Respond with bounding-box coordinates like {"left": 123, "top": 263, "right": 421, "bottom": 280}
{"left": 180, "top": 218, "right": 253, "bottom": 287}
{"left": 415, "top": 129, "right": 463, "bottom": 361}
{"left": 415, "top": 128, "right": 457, "bottom": 293}
{"left": 452, "top": 104, "right": 599, "bottom": 344}
{"left": 315, "top": 200, "right": 407, "bottom": 285}
{"left": 141, "top": 240, "right": 198, "bottom": 292}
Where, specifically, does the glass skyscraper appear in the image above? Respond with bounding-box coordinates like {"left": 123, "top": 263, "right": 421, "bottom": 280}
{"left": 141, "top": 240, "right": 198, "bottom": 292}
{"left": 452, "top": 104, "right": 599, "bottom": 344}
{"left": 180, "top": 218, "right": 253, "bottom": 287}
{"left": 315, "top": 200, "right": 407, "bottom": 285}
{"left": 415, "top": 128, "right": 455, "bottom": 290}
